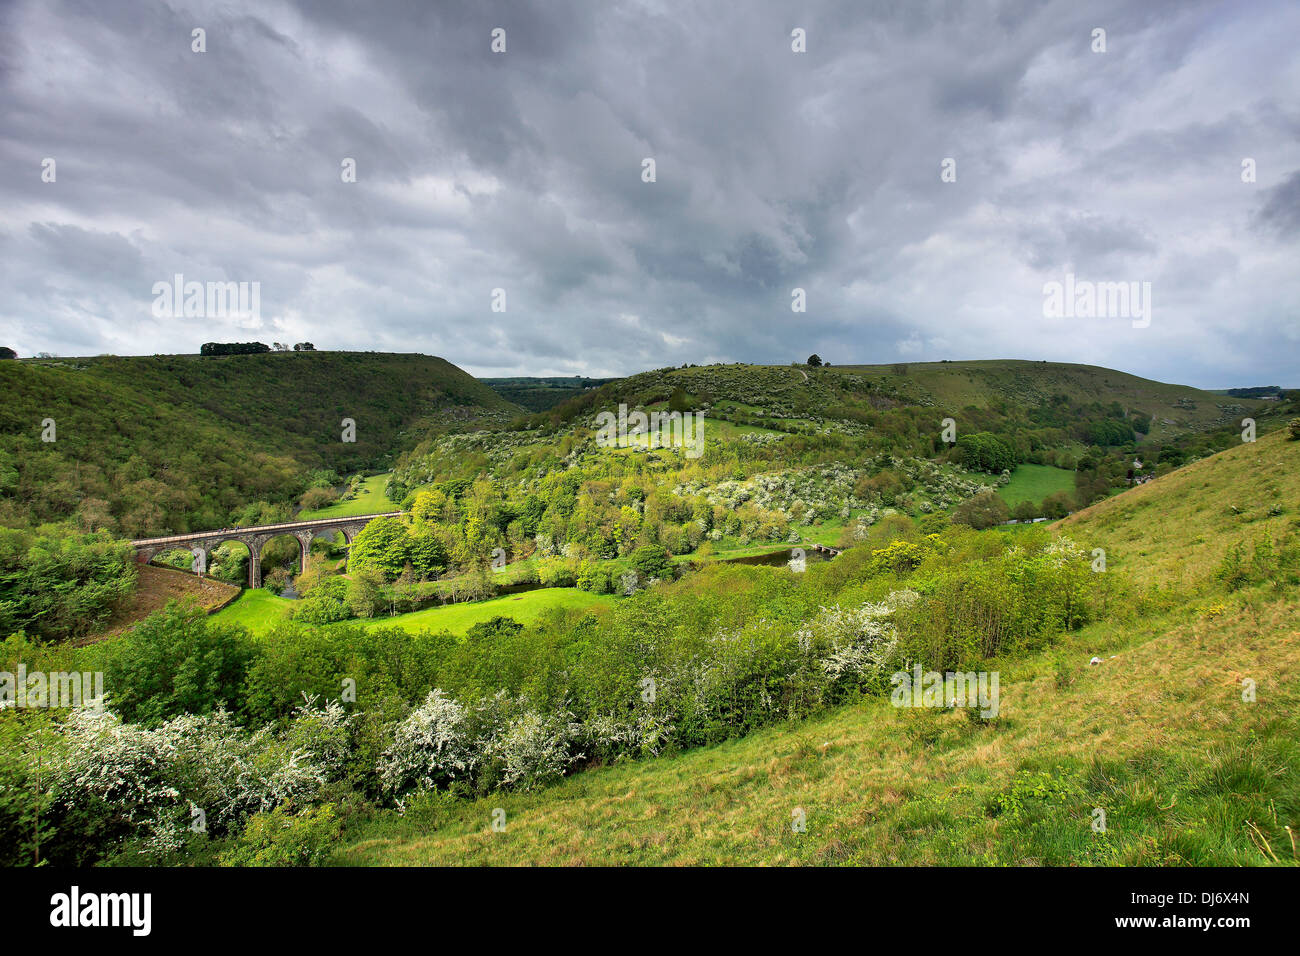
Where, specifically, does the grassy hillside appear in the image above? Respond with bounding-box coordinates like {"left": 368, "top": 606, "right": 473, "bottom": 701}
{"left": 836, "top": 359, "right": 1266, "bottom": 444}
{"left": 0, "top": 352, "right": 520, "bottom": 535}
{"left": 336, "top": 430, "right": 1300, "bottom": 866}
{"left": 91, "top": 564, "right": 239, "bottom": 643}
{"left": 1058, "top": 428, "right": 1298, "bottom": 590}
{"left": 338, "top": 595, "right": 1297, "bottom": 865}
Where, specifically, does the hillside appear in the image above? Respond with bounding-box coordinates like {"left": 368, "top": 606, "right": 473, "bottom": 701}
{"left": 0, "top": 352, "right": 521, "bottom": 535}
{"left": 1057, "top": 427, "right": 1298, "bottom": 590}
{"left": 481, "top": 376, "right": 618, "bottom": 412}
{"left": 522, "top": 359, "right": 1268, "bottom": 447}
{"left": 336, "top": 430, "right": 1299, "bottom": 866}
{"left": 836, "top": 360, "right": 1267, "bottom": 444}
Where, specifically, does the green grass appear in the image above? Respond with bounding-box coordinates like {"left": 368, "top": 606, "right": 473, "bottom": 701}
{"left": 212, "top": 587, "right": 295, "bottom": 630}
{"left": 333, "top": 588, "right": 1300, "bottom": 865}
{"left": 297, "top": 474, "right": 399, "bottom": 519}
{"left": 996, "top": 464, "right": 1077, "bottom": 507}
{"left": 355, "top": 587, "right": 617, "bottom": 634}
{"left": 212, "top": 584, "right": 618, "bottom": 636}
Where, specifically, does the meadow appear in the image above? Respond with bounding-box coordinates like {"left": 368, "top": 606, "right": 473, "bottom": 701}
{"left": 996, "top": 464, "right": 1077, "bottom": 507}
{"left": 212, "top": 583, "right": 617, "bottom": 636}
{"left": 297, "top": 473, "right": 400, "bottom": 520}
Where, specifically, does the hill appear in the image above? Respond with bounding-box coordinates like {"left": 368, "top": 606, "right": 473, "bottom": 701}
{"left": 335, "top": 429, "right": 1299, "bottom": 866}
{"left": 521, "top": 359, "right": 1268, "bottom": 446}
{"left": 835, "top": 359, "right": 1269, "bottom": 444}
{"left": 0, "top": 352, "right": 521, "bottom": 536}
{"left": 481, "top": 376, "right": 618, "bottom": 412}
{"left": 1057, "top": 427, "right": 1298, "bottom": 590}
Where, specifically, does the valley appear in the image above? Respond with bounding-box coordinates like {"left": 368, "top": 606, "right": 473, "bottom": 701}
{"left": 1, "top": 350, "right": 1296, "bottom": 869}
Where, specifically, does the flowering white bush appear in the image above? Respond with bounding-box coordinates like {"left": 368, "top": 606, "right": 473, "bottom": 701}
{"left": 583, "top": 709, "right": 675, "bottom": 761}
{"left": 378, "top": 690, "right": 477, "bottom": 795}
{"left": 51, "top": 709, "right": 187, "bottom": 855}
{"left": 794, "top": 592, "right": 914, "bottom": 687}
{"left": 484, "top": 709, "right": 582, "bottom": 790}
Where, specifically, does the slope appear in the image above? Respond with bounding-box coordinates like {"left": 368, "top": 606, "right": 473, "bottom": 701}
{"left": 0, "top": 352, "right": 521, "bottom": 535}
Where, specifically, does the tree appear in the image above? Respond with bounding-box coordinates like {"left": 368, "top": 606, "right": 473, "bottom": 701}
{"left": 348, "top": 516, "right": 411, "bottom": 579}
{"left": 293, "top": 342, "right": 317, "bottom": 351}
{"left": 1289, "top": 418, "right": 1300, "bottom": 441}
{"left": 629, "top": 544, "right": 673, "bottom": 579}
{"left": 806, "top": 354, "right": 823, "bottom": 367}
{"left": 1041, "top": 490, "right": 1075, "bottom": 519}
{"left": 951, "top": 490, "right": 1010, "bottom": 530}
{"left": 0, "top": 347, "right": 15, "bottom": 360}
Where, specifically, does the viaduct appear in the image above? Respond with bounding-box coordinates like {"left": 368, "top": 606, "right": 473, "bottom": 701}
{"left": 129, "top": 512, "right": 403, "bottom": 588}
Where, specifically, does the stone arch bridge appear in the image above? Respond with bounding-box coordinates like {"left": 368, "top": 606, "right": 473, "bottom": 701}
{"left": 130, "top": 512, "right": 404, "bottom": 588}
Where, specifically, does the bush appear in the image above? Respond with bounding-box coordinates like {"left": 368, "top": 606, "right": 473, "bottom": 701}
{"left": 378, "top": 690, "right": 478, "bottom": 795}
{"left": 99, "top": 602, "right": 254, "bottom": 726}
{"left": 298, "top": 487, "right": 338, "bottom": 512}
{"left": 0, "top": 527, "right": 136, "bottom": 642}
{"left": 629, "top": 544, "right": 673, "bottom": 580}
{"left": 218, "top": 804, "right": 342, "bottom": 867}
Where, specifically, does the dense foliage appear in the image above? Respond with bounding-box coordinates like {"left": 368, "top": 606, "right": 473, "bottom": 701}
{"left": 0, "top": 527, "right": 136, "bottom": 642}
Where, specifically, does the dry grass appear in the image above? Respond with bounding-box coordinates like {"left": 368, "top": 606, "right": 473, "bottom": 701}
{"left": 87, "top": 563, "right": 239, "bottom": 644}
{"left": 1057, "top": 428, "right": 1298, "bottom": 590}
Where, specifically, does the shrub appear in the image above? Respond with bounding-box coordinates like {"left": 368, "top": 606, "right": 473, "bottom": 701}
{"left": 378, "top": 690, "right": 478, "bottom": 795}
{"left": 99, "top": 602, "right": 254, "bottom": 726}
{"left": 218, "top": 804, "right": 342, "bottom": 867}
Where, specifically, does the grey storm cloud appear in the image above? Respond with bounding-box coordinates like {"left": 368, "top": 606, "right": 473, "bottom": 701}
{"left": 1, "top": 0, "right": 1297, "bottom": 385}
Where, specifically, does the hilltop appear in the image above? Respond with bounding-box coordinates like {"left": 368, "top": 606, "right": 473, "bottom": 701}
{"left": 0, "top": 351, "right": 520, "bottom": 535}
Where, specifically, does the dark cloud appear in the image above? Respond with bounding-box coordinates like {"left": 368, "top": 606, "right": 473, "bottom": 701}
{"left": 1, "top": 0, "right": 1297, "bottom": 387}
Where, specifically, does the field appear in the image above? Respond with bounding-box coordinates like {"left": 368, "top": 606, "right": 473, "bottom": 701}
{"left": 211, "top": 587, "right": 295, "bottom": 631}
{"left": 297, "top": 474, "right": 400, "bottom": 519}
{"left": 213, "top": 585, "right": 618, "bottom": 636}
{"left": 354, "top": 588, "right": 618, "bottom": 633}
{"left": 996, "top": 464, "right": 1077, "bottom": 507}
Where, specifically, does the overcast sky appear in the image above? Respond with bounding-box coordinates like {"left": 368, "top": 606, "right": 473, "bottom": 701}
{"left": 2, "top": 0, "right": 1297, "bottom": 386}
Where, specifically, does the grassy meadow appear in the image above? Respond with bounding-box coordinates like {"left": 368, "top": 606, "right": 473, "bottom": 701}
{"left": 996, "top": 463, "right": 1077, "bottom": 507}
{"left": 212, "top": 583, "right": 618, "bottom": 637}
{"left": 297, "top": 473, "right": 400, "bottom": 520}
